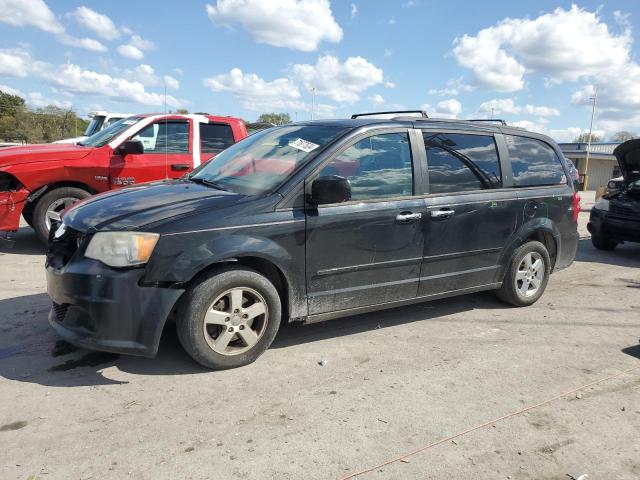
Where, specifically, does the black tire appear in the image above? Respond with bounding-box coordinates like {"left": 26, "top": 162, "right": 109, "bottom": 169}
{"left": 591, "top": 234, "right": 617, "bottom": 251}
{"left": 496, "top": 240, "right": 551, "bottom": 307}
{"left": 176, "top": 267, "right": 282, "bottom": 370}
{"left": 32, "top": 187, "right": 91, "bottom": 244}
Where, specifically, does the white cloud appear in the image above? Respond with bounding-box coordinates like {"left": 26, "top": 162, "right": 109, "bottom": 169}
{"left": 477, "top": 98, "right": 559, "bottom": 117}
{"left": 123, "top": 65, "right": 178, "bottom": 89}
{"left": 0, "top": 0, "right": 64, "bottom": 34}
{"left": 388, "top": 16, "right": 396, "bottom": 26}
{"left": 206, "top": 0, "right": 342, "bottom": 52}
{"left": 369, "top": 94, "right": 384, "bottom": 105}
{"left": 421, "top": 99, "right": 462, "bottom": 119}
{"left": 117, "top": 35, "right": 155, "bottom": 60}
{"left": 429, "top": 77, "right": 476, "bottom": 96}
{"left": 25, "top": 91, "right": 72, "bottom": 109}
{"left": 0, "top": 84, "right": 23, "bottom": 96}
{"left": 453, "top": 5, "right": 632, "bottom": 92}
{"left": 204, "top": 67, "right": 302, "bottom": 111}
{"left": 0, "top": 48, "right": 186, "bottom": 108}
{"left": 72, "top": 6, "right": 120, "bottom": 40}
{"left": 292, "top": 55, "right": 384, "bottom": 103}
{"left": 173, "top": 68, "right": 184, "bottom": 76}
{"left": 385, "top": 80, "right": 395, "bottom": 89}
{"left": 117, "top": 44, "right": 144, "bottom": 60}
{"left": 350, "top": 3, "right": 357, "bottom": 18}
{"left": 0, "top": 0, "right": 107, "bottom": 52}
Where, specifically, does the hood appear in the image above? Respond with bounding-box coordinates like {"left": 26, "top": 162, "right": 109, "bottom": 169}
{"left": 63, "top": 180, "right": 246, "bottom": 232}
{"left": 0, "top": 143, "right": 93, "bottom": 168}
{"left": 613, "top": 139, "right": 640, "bottom": 183}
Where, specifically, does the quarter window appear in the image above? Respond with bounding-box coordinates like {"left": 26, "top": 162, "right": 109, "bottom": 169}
{"left": 131, "top": 121, "right": 190, "bottom": 154}
{"left": 505, "top": 135, "right": 566, "bottom": 187}
{"left": 319, "top": 133, "right": 413, "bottom": 201}
{"left": 423, "top": 132, "right": 501, "bottom": 193}
{"left": 200, "top": 123, "right": 235, "bottom": 154}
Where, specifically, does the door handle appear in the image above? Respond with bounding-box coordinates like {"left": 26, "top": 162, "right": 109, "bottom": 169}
{"left": 171, "top": 163, "right": 190, "bottom": 171}
{"left": 430, "top": 208, "right": 455, "bottom": 220}
{"left": 395, "top": 212, "right": 422, "bottom": 223}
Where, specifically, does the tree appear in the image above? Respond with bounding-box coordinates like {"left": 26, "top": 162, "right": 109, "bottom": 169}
{"left": 610, "top": 131, "right": 635, "bottom": 142}
{"left": 257, "top": 113, "right": 291, "bottom": 125}
{"left": 574, "top": 132, "right": 602, "bottom": 143}
{"left": 175, "top": 108, "right": 189, "bottom": 114}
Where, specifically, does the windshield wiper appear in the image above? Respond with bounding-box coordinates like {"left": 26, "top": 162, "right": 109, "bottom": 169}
{"left": 189, "top": 176, "right": 230, "bottom": 191}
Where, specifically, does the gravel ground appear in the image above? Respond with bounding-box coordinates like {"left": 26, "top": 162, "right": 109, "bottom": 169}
{"left": 0, "top": 199, "right": 638, "bottom": 480}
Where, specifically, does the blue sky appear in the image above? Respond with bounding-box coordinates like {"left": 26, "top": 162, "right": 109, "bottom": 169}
{"left": 1, "top": 0, "right": 640, "bottom": 141}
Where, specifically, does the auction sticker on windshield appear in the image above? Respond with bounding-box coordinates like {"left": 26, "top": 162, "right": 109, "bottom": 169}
{"left": 288, "top": 138, "right": 320, "bottom": 153}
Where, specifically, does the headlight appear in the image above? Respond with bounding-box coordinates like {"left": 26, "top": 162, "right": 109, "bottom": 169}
{"left": 593, "top": 198, "right": 610, "bottom": 212}
{"left": 85, "top": 232, "right": 159, "bottom": 267}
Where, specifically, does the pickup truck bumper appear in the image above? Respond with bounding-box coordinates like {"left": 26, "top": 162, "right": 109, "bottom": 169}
{"left": 47, "top": 258, "right": 185, "bottom": 357}
{"left": 0, "top": 188, "right": 29, "bottom": 232}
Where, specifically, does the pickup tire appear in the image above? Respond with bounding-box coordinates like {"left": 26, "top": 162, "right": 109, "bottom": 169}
{"left": 176, "top": 267, "right": 282, "bottom": 370}
{"left": 496, "top": 240, "right": 551, "bottom": 307}
{"left": 33, "top": 187, "right": 91, "bottom": 244}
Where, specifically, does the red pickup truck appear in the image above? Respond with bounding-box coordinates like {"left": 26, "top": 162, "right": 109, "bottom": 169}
{"left": 0, "top": 113, "right": 247, "bottom": 243}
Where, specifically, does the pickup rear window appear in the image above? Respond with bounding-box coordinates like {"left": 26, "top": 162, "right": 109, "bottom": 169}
{"left": 201, "top": 123, "right": 235, "bottom": 154}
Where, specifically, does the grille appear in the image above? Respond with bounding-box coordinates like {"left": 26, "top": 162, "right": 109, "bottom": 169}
{"left": 52, "top": 303, "right": 69, "bottom": 323}
{"left": 610, "top": 202, "right": 640, "bottom": 219}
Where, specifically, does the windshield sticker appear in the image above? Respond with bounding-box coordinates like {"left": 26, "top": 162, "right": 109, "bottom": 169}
{"left": 288, "top": 138, "right": 320, "bottom": 153}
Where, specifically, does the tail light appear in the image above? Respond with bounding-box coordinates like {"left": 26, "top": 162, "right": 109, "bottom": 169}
{"left": 572, "top": 191, "right": 581, "bottom": 222}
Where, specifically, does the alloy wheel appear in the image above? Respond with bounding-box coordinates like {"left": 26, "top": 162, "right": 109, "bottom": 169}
{"left": 515, "top": 252, "right": 545, "bottom": 297}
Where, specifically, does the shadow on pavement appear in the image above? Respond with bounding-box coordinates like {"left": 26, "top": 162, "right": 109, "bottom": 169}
{"left": 622, "top": 344, "right": 640, "bottom": 360}
{"left": 0, "top": 227, "right": 45, "bottom": 256}
{"left": 575, "top": 238, "right": 640, "bottom": 268}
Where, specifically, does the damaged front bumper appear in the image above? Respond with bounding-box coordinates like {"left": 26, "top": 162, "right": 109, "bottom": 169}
{"left": 0, "top": 188, "right": 29, "bottom": 234}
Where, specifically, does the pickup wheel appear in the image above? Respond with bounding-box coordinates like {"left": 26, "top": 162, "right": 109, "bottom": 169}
{"left": 22, "top": 202, "right": 35, "bottom": 228}
{"left": 496, "top": 240, "right": 551, "bottom": 307}
{"left": 591, "top": 234, "right": 617, "bottom": 251}
{"left": 176, "top": 267, "right": 282, "bottom": 370}
{"left": 32, "top": 187, "right": 91, "bottom": 244}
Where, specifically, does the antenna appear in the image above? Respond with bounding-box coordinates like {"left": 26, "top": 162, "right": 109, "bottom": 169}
{"left": 164, "top": 83, "right": 168, "bottom": 180}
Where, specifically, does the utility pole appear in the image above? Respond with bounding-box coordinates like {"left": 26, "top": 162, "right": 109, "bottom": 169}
{"left": 310, "top": 87, "right": 316, "bottom": 120}
{"left": 584, "top": 88, "right": 597, "bottom": 191}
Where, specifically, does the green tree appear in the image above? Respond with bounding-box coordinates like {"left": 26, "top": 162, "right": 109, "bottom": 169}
{"left": 610, "top": 131, "right": 635, "bottom": 142}
{"left": 257, "top": 113, "right": 291, "bottom": 125}
{"left": 175, "top": 108, "right": 189, "bottom": 114}
{"left": 574, "top": 132, "right": 602, "bottom": 143}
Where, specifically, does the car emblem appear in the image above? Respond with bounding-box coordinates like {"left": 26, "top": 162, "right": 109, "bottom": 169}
{"left": 54, "top": 222, "right": 67, "bottom": 239}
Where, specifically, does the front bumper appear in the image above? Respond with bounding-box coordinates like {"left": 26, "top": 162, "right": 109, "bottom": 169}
{"left": 0, "top": 188, "right": 29, "bottom": 232}
{"left": 588, "top": 208, "right": 640, "bottom": 244}
{"left": 47, "top": 258, "right": 184, "bottom": 357}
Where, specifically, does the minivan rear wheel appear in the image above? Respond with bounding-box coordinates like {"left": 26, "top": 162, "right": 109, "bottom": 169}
{"left": 176, "top": 267, "right": 282, "bottom": 370}
{"left": 496, "top": 240, "right": 551, "bottom": 307}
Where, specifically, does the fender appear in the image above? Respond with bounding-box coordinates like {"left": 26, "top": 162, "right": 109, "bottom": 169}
{"left": 496, "top": 217, "right": 561, "bottom": 279}
{"left": 144, "top": 226, "right": 307, "bottom": 319}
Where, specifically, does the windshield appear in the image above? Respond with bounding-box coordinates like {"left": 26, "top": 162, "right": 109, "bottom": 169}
{"left": 190, "top": 125, "right": 348, "bottom": 195}
{"left": 78, "top": 116, "right": 143, "bottom": 147}
{"left": 84, "top": 116, "right": 105, "bottom": 136}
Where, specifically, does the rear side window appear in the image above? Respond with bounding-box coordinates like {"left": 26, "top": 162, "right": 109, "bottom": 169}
{"left": 423, "top": 132, "right": 501, "bottom": 193}
{"left": 201, "top": 123, "right": 235, "bottom": 154}
{"left": 505, "top": 135, "right": 566, "bottom": 187}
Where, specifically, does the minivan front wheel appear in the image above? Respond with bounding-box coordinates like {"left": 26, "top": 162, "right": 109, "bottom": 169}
{"left": 496, "top": 241, "right": 551, "bottom": 307}
{"left": 176, "top": 267, "right": 282, "bottom": 369}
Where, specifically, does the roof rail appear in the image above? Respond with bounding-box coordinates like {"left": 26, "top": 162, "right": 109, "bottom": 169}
{"left": 351, "top": 110, "right": 428, "bottom": 119}
{"left": 466, "top": 119, "right": 508, "bottom": 126}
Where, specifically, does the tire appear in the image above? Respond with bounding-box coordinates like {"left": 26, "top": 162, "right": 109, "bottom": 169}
{"left": 32, "top": 187, "right": 91, "bottom": 244}
{"left": 176, "top": 267, "right": 282, "bottom": 370}
{"left": 22, "top": 202, "right": 35, "bottom": 228}
{"left": 496, "top": 240, "right": 551, "bottom": 307}
{"left": 591, "top": 234, "right": 617, "bottom": 251}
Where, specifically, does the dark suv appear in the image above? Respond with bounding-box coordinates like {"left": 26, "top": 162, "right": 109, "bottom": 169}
{"left": 588, "top": 139, "right": 640, "bottom": 250}
{"left": 46, "top": 114, "right": 580, "bottom": 369}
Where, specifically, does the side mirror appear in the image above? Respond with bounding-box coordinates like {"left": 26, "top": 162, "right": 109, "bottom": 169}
{"left": 116, "top": 140, "right": 144, "bottom": 156}
{"left": 310, "top": 175, "right": 351, "bottom": 205}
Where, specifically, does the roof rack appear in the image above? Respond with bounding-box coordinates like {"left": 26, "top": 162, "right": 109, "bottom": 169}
{"left": 466, "top": 119, "right": 508, "bottom": 126}
{"left": 351, "top": 110, "right": 429, "bottom": 119}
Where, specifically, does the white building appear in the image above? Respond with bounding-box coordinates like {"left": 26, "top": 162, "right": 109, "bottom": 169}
{"left": 559, "top": 142, "right": 621, "bottom": 191}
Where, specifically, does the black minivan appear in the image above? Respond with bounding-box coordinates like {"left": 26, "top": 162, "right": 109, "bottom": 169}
{"left": 46, "top": 114, "right": 580, "bottom": 369}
